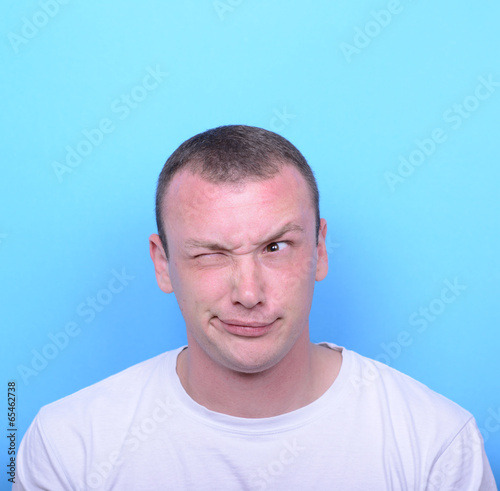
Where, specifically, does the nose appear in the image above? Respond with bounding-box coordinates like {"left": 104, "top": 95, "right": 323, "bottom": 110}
{"left": 230, "top": 255, "right": 265, "bottom": 309}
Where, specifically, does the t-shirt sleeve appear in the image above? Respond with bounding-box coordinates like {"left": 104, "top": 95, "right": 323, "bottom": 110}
{"left": 13, "top": 413, "right": 73, "bottom": 491}
{"left": 426, "top": 417, "right": 497, "bottom": 491}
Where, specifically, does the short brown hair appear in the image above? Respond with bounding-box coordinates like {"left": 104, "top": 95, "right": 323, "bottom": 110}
{"left": 155, "top": 125, "right": 320, "bottom": 258}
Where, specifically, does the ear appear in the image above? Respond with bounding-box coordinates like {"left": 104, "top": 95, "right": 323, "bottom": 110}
{"left": 149, "top": 234, "right": 174, "bottom": 293}
{"left": 315, "top": 218, "right": 328, "bottom": 282}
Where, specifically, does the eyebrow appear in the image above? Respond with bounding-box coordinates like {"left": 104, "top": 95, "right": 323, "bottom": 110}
{"left": 184, "top": 222, "right": 305, "bottom": 252}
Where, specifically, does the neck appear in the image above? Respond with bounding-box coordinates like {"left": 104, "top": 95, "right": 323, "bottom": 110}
{"left": 176, "top": 337, "right": 341, "bottom": 418}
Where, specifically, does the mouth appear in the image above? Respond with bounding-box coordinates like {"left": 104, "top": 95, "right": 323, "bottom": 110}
{"left": 216, "top": 318, "right": 277, "bottom": 337}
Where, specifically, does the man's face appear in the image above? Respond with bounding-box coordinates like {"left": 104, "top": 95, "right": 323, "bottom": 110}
{"left": 150, "top": 164, "right": 328, "bottom": 374}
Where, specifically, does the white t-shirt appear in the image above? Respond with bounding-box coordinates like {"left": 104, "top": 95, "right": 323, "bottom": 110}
{"left": 15, "top": 344, "right": 497, "bottom": 490}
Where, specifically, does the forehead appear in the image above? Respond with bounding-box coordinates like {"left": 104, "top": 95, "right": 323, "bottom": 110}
{"left": 163, "top": 165, "right": 314, "bottom": 247}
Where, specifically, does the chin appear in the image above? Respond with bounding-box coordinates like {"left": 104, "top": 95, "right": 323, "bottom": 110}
{"left": 217, "top": 340, "right": 289, "bottom": 375}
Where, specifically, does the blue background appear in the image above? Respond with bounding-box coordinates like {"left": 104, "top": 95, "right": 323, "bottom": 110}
{"left": 1, "top": 0, "right": 499, "bottom": 485}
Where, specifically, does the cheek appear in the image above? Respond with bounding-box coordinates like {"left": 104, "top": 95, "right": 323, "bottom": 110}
{"left": 267, "top": 258, "right": 316, "bottom": 306}
{"left": 173, "top": 267, "right": 228, "bottom": 310}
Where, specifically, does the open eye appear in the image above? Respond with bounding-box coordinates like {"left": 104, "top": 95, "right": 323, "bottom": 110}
{"left": 264, "top": 241, "right": 289, "bottom": 253}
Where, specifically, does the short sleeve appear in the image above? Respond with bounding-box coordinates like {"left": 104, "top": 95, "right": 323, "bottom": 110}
{"left": 426, "top": 417, "right": 497, "bottom": 491}
{"left": 13, "top": 413, "right": 73, "bottom": 491}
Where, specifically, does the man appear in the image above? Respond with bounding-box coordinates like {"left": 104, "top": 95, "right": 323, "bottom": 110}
{"left": 16, "top": 125, "right": 496, "bottom": 489}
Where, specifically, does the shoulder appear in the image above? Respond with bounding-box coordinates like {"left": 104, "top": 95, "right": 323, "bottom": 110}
{"left": 324, "top": 343, "right": 473, "bottom": 440}
{"left": 324, "top": 343, "right": 491, "bottom": 480}
{"left": 17, "top": 348, "right": 185, "bottom": 487}
{"left": 37, "top": 347, "right": 182, "bottom": 432}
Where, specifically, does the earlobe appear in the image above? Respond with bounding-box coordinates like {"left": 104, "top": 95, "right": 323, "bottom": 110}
{"left": 149, "top": 234, "right": 174, "bottom": 293}
{"left": 315, "top": 218, "right": 328, "bottom": 282}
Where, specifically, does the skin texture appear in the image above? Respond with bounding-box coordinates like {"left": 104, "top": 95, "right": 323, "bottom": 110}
{"left": 149, "top": 164, "right": 341, "bottom": 417}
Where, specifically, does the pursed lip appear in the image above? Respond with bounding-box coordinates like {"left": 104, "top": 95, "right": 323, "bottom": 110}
{"left": 219, "top": 319, "right": 275, "bottom": 328}
{"left": 216, "top": 318, "right": 278, "bottom": 336}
